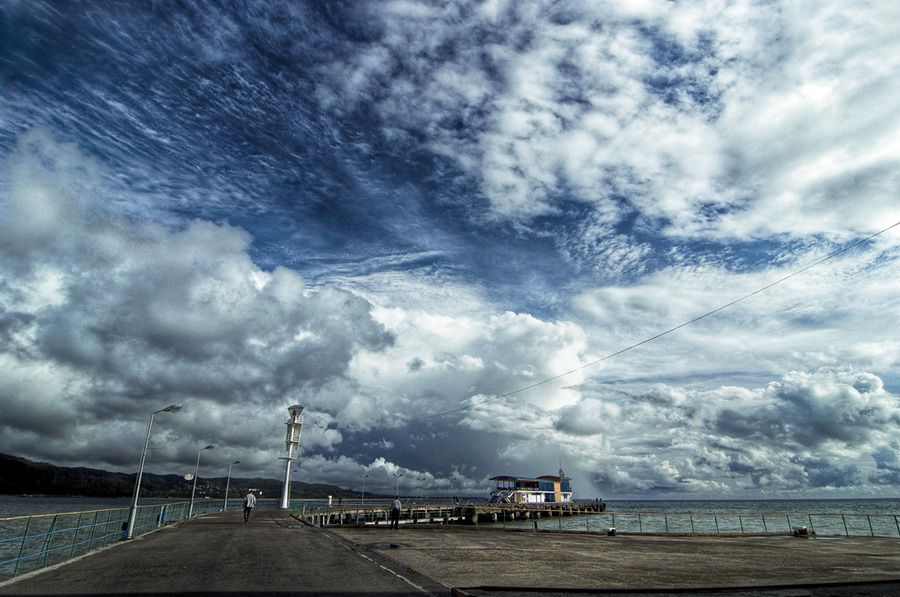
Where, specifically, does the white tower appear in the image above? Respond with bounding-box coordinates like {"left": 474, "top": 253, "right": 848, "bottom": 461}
{"left": 279, "top": 405, "right": 304, "bottom": 509}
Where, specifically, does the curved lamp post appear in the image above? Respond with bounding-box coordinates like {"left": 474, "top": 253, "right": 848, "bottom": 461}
{"left": 125, "top": 403, "right": 182, "bottom": 539}
{"left": 393, "top": 472, "right": 404, "bottom": 496}
{"left": 223, "top": 460, "right": 240, "bottom": 511}
{"left": 188, "top": 444, "right": 215, "bottom": 518}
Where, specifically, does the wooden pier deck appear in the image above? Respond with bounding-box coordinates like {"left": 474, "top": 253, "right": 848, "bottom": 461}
{"left": 300, "top": 501, "right": 606, "bottom": 527}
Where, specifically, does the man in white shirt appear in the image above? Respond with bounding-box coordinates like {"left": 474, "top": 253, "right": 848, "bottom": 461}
{"left": 243, "top": 490, "right": 257, "bottom": 524}
{"left": 390, "top": 497, "right": 401, "bottom": 530}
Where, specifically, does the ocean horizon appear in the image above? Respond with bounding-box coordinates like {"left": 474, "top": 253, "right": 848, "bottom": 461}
{"left": 3, "top": 495, "right": 899, "bottom": 520}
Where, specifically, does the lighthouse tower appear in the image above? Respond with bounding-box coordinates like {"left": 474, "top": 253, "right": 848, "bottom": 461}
{"left": 279, "top": 405, "right": 304, "bottom": 509}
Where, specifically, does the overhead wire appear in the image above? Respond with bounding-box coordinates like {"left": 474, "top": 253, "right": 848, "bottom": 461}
{"left": 384, "top": 220, "right": 900, "bottom": 428}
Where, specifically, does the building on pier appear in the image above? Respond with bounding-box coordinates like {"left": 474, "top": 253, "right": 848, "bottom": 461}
{"left": 488, "top": 472, "right": 573, "bottom": 504}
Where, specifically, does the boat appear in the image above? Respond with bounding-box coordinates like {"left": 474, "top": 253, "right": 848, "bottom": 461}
{"left": 488, "top": 470, "right": 573, "bottom": 504}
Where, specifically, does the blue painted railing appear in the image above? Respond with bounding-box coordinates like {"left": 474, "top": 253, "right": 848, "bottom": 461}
{"left": 0, "top": 499, "right": 278, "bottom": 580}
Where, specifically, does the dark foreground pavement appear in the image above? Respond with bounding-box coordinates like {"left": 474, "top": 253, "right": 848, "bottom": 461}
{"left": 3, "top": 511, "right": 900, "bottom": 596}
{"left": 330, "top": 525, "right": 900, "bottom": 596}
{"left": 0, "top": 509, "right": 448, "bottom": 597}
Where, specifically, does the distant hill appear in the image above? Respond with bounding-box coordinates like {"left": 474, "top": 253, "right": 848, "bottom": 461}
{"left": 0, "top": 453, "right": 368, "bottom": 500}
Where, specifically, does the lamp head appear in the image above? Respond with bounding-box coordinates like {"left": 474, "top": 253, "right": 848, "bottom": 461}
{"left": 202, "top": 444, "right": 215, "bottom": 451}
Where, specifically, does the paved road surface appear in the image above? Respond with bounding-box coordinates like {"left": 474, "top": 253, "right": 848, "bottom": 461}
{"left": 3, "top": 510, "right": 900, "bottom": 596}
{"left": 332, "top": 524, "right": 900, "bottom": 593}
{"left": 0, "top": 509, "right": 446, "bottom": 596}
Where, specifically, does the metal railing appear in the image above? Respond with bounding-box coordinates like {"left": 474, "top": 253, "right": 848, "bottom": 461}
{"left": 0, "top": 498, "right": 248, "bottom": 580}
{"left": 6, "top": 501, "right": 899, "bottom": 581}
{"left": 299, "top": 504, "right": 900, "bottom": 539}
{"left": 562, "top": 511, "right": 900, "bottom": 537}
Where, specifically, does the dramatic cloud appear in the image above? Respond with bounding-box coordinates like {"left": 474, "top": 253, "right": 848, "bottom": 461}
{"left": 1, "top": 1, "right": 899, "bottom": 498}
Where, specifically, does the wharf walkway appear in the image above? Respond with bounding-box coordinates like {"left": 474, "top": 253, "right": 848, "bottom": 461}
{"left": 2, "top": 509, "right": 900, "bottom": 596}
{"left": 0, "top": 509, "right": 445, "bottom": 597}
{"left": 301, "top": 502, "right": 603, "bottom": 527}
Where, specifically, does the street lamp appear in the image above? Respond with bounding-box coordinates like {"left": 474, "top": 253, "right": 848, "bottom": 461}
{"left": 417, "top": 476, "right": 427, "bottom": 501}
{"left": 125, "top": 403, "right": 181, "bottom": 539}
{"left": 393, "top": 472, "right": 404, "bottom": 496}
{"left": 359, "top": 474, "right": 368, "bottom": 505}
{"left": 223, "top": 460, "right": 240, "bottom": 511}
{"left": 188, "top": 444, "right": 215, "bottom": 518}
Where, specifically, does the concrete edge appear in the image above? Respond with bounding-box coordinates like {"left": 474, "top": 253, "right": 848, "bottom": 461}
{"left": 451, "top": 577, "right": 900, "bottom": 596}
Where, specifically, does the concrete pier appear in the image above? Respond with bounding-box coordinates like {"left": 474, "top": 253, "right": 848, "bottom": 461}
{"left": 2, "top": 509, "right": 900, "bottom": 596}
{"left": 303, "top": 501, "right": 605, "bottom": 527}
{"left": 330, "top": 525, "right": 900, "bottom": 595}
{"left": 0, "top": 509, "right": 446, "bottom": 596}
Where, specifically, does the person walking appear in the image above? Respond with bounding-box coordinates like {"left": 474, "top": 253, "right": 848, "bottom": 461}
{"left": 243, "top": 490, "right": 257, "bottom": 524}
{"left": 389, "top": 496, "right": 401, "bottom": 530}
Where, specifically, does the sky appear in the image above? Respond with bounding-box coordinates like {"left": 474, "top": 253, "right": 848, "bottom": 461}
{"left": 1, "top": 0, "right": 899, "bottom": 500}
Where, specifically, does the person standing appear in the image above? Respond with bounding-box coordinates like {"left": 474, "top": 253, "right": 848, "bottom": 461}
{"left": 243, "top": 490, "right": 257, "bottom": 523}
{"left": 389, "top": 496, "right": 401, "bottom": 530}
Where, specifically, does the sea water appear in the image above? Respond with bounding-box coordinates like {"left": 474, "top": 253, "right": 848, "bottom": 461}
{"left": 4, "top": 496, "right": 900, "bottom": 520}
{"left": 4, "top": 496, "right": 900, "bottom": 538}
{"left": 0, "top": 496, "right": 151, "bottom": 519}
{"left": 487, "top": 498, "right": 900, "bottom": 535}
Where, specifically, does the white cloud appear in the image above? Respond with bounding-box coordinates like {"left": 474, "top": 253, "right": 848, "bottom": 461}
{"left": 0, "top": 130, "right": 394, "bottom": 474}
{"left": 461, "top": 367, "right": 900, "bottom": 497}
{"left": 0, "top": 130, "right": 592, "bottom": 484}
{"left": 3, "top": 2, "right": 900, "bottom": 499}
{"left": 311, "top": 0, "right": 899, "bottom": 252}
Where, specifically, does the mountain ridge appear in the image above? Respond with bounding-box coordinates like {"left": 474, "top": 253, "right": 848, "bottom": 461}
{"left": 0, "top": 452, "right": 369, "bottom": 499}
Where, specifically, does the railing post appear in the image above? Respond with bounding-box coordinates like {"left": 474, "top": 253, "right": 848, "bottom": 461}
{"left": 762, "top": 515, "right": 767, "bottom": 533}
{"left": 70, "top": 512, "right": 85, "bottom": 558}
{"left": 842, "top": 515, "right": 849, "bottom": 536}
{"left": 868, "top": 515, "right": 874, "bottom": 537}
{"left": 895, "top": 515, "right": 900, "bottom": 537}
{"left": 101, "top": 510, "right": 114, "bottom": 547}
{"left": 13, "top": 516, "right": 32, "bottom": 578}
{"left": 39, "top": 514, "right": 59, "bottom": 568}
{"left": 690, "top": 516, "right": 695, "bottom": 535}
{"left": 808, "top": 514, "right": 814, "bottom": 535}
{"left": 739, "top": 516, "right": 744, "bottom": 533}
{"left": 714, "top": 516, "right": 719, "bottom": 534}
{"left": 664, "top": 515, "right": 669, "bottom": 534}
{"left": 87, "top": 511, "right": 100, "bottom": 551}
